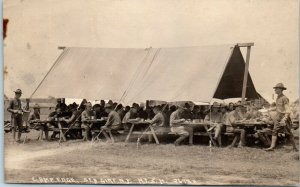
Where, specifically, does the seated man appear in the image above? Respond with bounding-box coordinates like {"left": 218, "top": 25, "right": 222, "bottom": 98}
{"left": 191, "top": 105, "right": 202, "bottom": 121}
{"left": 28, "top": 104, "right": 49, "bottom": 140}
{"left": 62, "top": 105, "right": 84, "bottom": 139}
{"left": 225, "top": 104, "right": 246, "bottom": 147}
{"left": 101, "top": 103, "right": 122, "bottom": 141}
{"left": 182, "top": 103, "right": 193, "bottom": 120}
{"left": 47, "top": 107, "right": 64, "bottom": 139}
{"left": 170, "top": 104, "right": 193, "bottom": 146}
{"left": 205, "top": 102, "right": 223, "bottom": 143}
{"left": 122, "top": 103, "right": 139, "bottom": 131}
{"left": 147, "top": 106, "right": 166, "bottom": 142}
{"left": 253, "top": 112, "right": 275, "bottom": 147}
{"left": 81, "top": 102, "right": 94, "bottom": 141}
{"left": 245, "top": 104, "right": 262, "bottom": 120}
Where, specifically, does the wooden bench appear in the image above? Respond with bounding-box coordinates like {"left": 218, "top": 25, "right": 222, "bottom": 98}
{"left": 91, "top": 129, "right": 125, "bottom": 143}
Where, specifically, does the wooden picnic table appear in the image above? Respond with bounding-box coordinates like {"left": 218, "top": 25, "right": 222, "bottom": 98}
{"left": 125, "top": 120, "right": 161, "bottom": 144}
{"left": 178, "top": 121, "right": 218, "bottom": 145}
{"left": 231, "top": 120, "right": 268, "bottom": 128}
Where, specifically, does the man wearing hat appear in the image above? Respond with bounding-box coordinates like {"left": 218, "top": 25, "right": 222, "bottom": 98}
{"left": 265, "top": 83, "right": 298, "bottom": 151}
{"left": 28, "top": 104, "right": 49, "bottom": 140}
{"left": 7, "top": 89, "right": 28, "bottom": 142}
{"left": 101, "top": 103, "right": 122, "bottom": 141}
{"left": 81, "top": 102, "right": 94, "bottom": 141}
{"left": 225, "top": 103, "right": 246, "bottom": 147}
{"left": 170, "top": 103, "right": 193, "bottom": 146}
{"left": 205, "top": 102, "right": 224, "bottom": 144}
{"left": 147, "top": 105, "right": 166, "bottom": 143}
{"left": 122, "top": 103, "right": 139, "bottom": 131}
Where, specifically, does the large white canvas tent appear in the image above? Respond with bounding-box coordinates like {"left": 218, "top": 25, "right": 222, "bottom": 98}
{"left": 32, "top": 44, "right": 260, "bottom": 104}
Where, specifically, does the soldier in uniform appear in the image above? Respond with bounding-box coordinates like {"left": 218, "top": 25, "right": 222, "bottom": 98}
{"left": 170, "top": 103, "right": 193, "bottom": 146}
{"left": 28, "top": 104, "right": 49, "bottom": 140}
{"left": 147, "top": 106, "right": 166, "bottom": 142}
{"left": 101, "top": 103, "right": 122, "bottom": 141}
{"left": 265, "top": 83, "right": 298, "bottom": 151}
{"left": 81, "top": 102, "right": 94, "bottom": 141}
{"left": 7, "top": 89, "right": 28, "bottom": 142}
{"left": 205, "top": 102, "right": 223, "bottom": 142}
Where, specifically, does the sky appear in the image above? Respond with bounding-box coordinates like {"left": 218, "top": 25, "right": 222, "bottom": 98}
{"left": 3, "top": 0, "right": 299, "bottom": 102}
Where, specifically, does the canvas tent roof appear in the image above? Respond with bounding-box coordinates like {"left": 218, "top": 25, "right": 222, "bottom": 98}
{"left": 32, "top": 44, "right": 260, "bottom": 104}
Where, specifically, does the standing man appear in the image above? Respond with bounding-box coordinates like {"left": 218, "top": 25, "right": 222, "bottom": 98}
{"left": 170, "top": 104, "right": 193, "bottom": 146}
{"left": 265, "top": 83, "right": 298, "bottom": 151}
{"left": 7, "top": 89, "right": 28, "bottom": 142}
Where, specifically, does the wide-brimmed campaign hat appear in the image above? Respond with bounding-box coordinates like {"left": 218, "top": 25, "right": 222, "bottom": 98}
{"left": 14, "top": 89, "right": 22, "bottom": 94}
{"left": 131, "top": 103, "right": 139, "bottom": 109}
{"left": 220, "top": 103, "right": 227, "bottom": 108}
{"left": 104, "top": 103, "right": 112, "bottom": 108}
{"left": 273, "top": 83, "right": 287, "bottom": 90}
{"left": 212, "top": 102, "right": 221, "bottom": 108}
{"left": 33, "top": 104, "right": 40, "bottom": 109}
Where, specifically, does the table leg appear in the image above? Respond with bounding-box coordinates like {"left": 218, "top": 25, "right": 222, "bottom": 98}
{"left": 125, "top": 124, "right": 135, "bottom": 143}
{"left": 205, "top": 125, "right": 216, "bottom": 146}
{"left": 58, "top": 122, "right": 66, "bottom": 142}
{"left": 108, "top": 130, "right": 115, "bottom": 143}
{"left": 149, "top": 125, "right": 159, "bottom": 144}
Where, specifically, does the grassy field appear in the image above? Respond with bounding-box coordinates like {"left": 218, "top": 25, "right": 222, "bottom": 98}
{"left": 4, "top": 130, "right": 300, "bottom": 186}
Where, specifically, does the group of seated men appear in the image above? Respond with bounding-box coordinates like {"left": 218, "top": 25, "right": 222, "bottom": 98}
{"left": 27, "top": 98, "right": 298, "bottom": 150}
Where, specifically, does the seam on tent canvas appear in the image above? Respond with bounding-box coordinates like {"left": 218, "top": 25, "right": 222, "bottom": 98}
{"left": 125, "top": 48, "right": 161, "bottom": 104}
{"left": 209, "top": 45, "right": 235, "bottom": 104}
{"left": 117, "top": 47, "right": 153, "bottom": 104}
{"left": 30, "top": 48, "right": 71, "bottom": 99}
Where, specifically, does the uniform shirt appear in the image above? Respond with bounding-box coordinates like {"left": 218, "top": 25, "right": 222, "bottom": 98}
{"left": 138, "top": 109, "right": 148, "bottom": 120}
{"left": 245, "top": 110, "right": 262, "bottom": 119}
{"left": 117, "top": 109, "right": 125, "bottom": 121}
{"left": 48, "top": 111, "right": 64, "bottom": 120}
{"left": 150, "top": 112, "right": 165, "bottom": 127}
{"left": 170, "top": 110, "right": 183, "bottom": 127}
{"left": 65, "top": 110, "right": 82, "bottom": 124}
{"left": 204, "top": 111, "right": 223, "bottom": 123}
{"left": 122, "top": 110, "right": 137, "bottom": 123}
{"left": 276, "top": 94, "right": 290, "bottom": 114}
{"left": 81, "top": 110, "right": 93, "bottom": 122}
{"left": 28, "top": 112, "right": 40, "bottom": 124}
{"left": 105, "top": 110, "right": 121, "bottom": 127}
{"left": 226, "top": 110, "right": 244, "bottom": 126}
{"left": 7, "top": 98, "right": 22, "bottom": 118}
{"left": 192, "top": 110, "right": 201, "bottom": 120}
{"left": 222, "top": 112, "right": 229, "bottom": 124}
{"left": 182, "top": 109, "right": 193, "bottom": 119}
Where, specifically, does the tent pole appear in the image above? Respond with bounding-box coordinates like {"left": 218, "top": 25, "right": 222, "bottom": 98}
{"left": 241, "top": 46, "right": 252, "bottom": 104}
